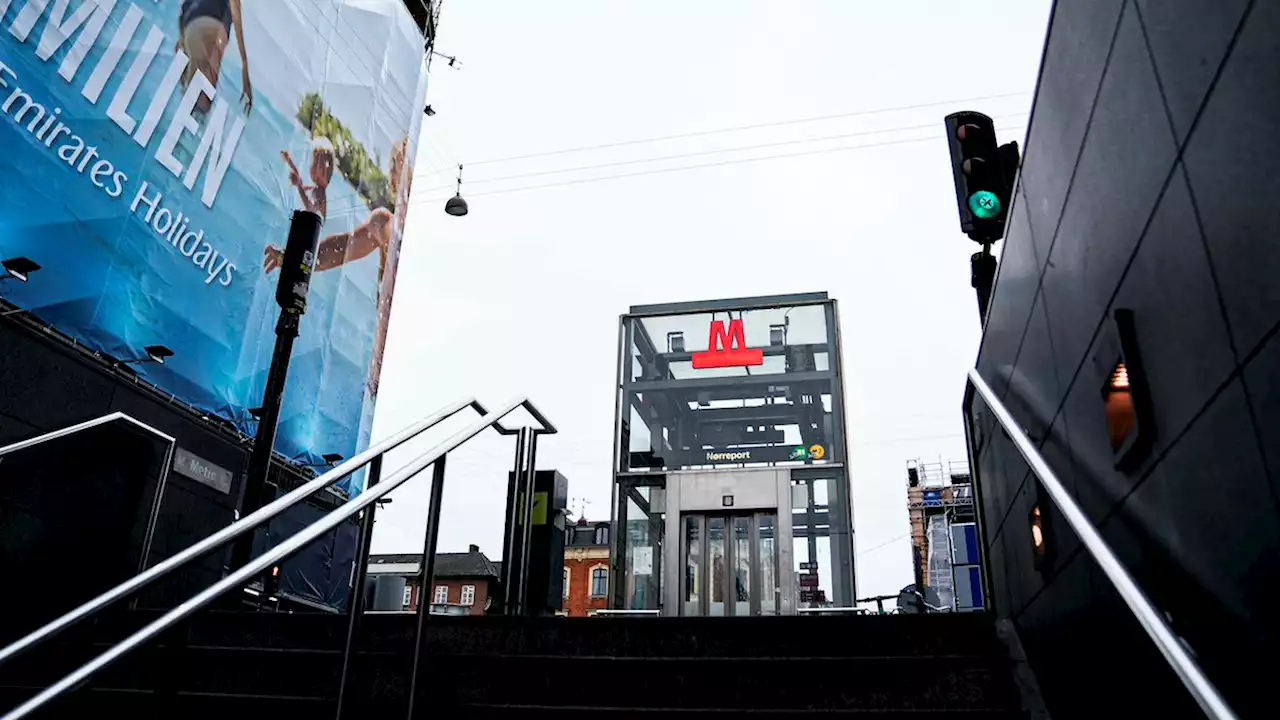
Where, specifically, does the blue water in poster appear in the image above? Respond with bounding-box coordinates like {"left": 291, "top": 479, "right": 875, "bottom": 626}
{"left": 0, "top": 0, "right": 429, "bottom": 494}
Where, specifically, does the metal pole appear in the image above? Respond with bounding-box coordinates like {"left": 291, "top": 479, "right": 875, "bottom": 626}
{"left": 334, "top": 455, "right": 382, "bottom": 720}
{"left": 970, "top": 247, "right": 996, "bottom": 325}
{"left": 516, "top": 431, "right": 540, "bottom": 617}
{"left": 502, "top": 428, "right": 530, "bottom": 613}
{"left": 406, "top": 455, "right": 448, "bottom": 719}
{"left": 230, "top": 311, "right": 300, "bottom": 573}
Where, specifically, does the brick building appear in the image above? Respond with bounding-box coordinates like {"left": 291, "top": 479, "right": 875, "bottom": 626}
{"left": 368, "top": 544, "right": 500, "bottom": 616}
{"left": 561, "top": 518, "right": 610, "bottom": 617}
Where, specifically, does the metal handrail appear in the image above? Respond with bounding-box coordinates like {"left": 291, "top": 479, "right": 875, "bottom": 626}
{"left": 0, "top": 411, "right": 174, "bottom": 458}
{"left": 0, "top": 412, "right": 178, "bottom": 579}
{"left": 0, "top": 396, "right": 479, "bottom": 667}
{"left": 968, "top": 368, "right": 1239, "bottom": 720}
{"left": 2, "top": 396, "right": 549, "bottom": 720}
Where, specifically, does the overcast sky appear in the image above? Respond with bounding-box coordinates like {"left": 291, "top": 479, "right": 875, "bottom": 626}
{"left": 368, "top": 0, "right": 1052, "bottom": 603}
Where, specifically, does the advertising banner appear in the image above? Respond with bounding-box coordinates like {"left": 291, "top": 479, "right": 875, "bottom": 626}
{"left": 0, "top": 0, "right": 430, "bottom": 494}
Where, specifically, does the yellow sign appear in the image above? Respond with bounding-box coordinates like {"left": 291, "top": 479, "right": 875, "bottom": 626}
{"left": 808, "top": 444, "right": 826, "bottom": 461}
{"left": 518, "top": 491, "right": 550, "bottom": 526}
{"left": 532, "top": 491, "right": 548, "bottom": 525}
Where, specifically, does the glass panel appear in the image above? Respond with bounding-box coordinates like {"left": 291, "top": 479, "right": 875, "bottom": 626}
{"left": 758, "top": 513, "right": 778, "bottom": 615}
{"left": 622, "top": 481, "right": 665, "bottom": 611}
{"left": 684, "top": 515, "right": 701, "bottom": 616}
{"left": 708, "top": 516, "right": 726, "bottom": 617}
{"left": 620, "top": 302, "right": 844, "bottom": 473}
{"left": 733, "top": 516, "right": 751, "bottom": 616}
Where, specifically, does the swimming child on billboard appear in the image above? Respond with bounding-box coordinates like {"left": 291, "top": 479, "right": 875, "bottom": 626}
{"left": 263, "top": 138, "right": 411, "bottom": 397}
{"left": 280, "top": 139, "right": 335, "bottom": 219}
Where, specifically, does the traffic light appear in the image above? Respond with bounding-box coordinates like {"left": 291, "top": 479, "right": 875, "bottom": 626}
{"left": 944, "top": 111, "right": 1017, "bottom": 244}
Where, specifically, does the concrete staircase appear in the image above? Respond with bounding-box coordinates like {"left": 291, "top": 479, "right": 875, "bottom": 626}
{"left": 1, "top": 611, "right": 1032, "bottom": 718}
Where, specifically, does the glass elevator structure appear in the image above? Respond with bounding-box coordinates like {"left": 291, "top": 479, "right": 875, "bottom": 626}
{"left": 609, "top": 293, "right": 856, "bottom": 615}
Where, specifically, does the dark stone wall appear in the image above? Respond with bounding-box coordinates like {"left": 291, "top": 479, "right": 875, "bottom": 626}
{"left": 969, "top": 2, "right": 1278, "bottom": 717}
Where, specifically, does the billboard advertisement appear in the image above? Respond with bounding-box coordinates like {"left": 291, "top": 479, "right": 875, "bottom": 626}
{"left": 0, "top": 0, "right": 430, "bottom": 494}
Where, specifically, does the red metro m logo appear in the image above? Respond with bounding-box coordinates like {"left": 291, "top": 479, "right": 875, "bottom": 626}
{"left": 691, "top": 319, "right": 764, "bottom": 369}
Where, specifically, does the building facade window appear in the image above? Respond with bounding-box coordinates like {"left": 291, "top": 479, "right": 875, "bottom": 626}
{"left": 402, "top": 585, "right": 413, "bottom": 608}
{"left": 563, "top": 567, "right": 571, "bottom": 599}
{"left": 590, "top": 566, "right": 608, "bottom": 597}
{"left": 595, "top": 526, "right": 609, "bottom": 545}
{"left": 460, "top": 584, "right": 475, "bottom": 606}
{"left": 433, "top": 585, "right": 448, "bottom": 604}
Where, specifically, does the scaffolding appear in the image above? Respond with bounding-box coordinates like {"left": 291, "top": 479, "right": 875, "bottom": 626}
{"left": 905, "top": 458, "right": 974, "bottom": 611}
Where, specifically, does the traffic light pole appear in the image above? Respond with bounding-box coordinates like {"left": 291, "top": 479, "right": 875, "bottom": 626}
{"left": 229, "top": 211, "right": 322, "bottom": 576}
{"left": 971, "top": 245, "right": 996, "bottom": 325}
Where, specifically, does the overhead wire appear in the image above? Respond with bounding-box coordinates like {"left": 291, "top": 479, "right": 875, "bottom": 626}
{"left": 417, "top": 114, "right": 1027, "bottom": 192}
{"left": 410, "top": 124, "right": 1026, "bottom": 203}
{"left": 857, "top": 531, "right": 913, "bottom": 557}
{"left": 416, "top": 90, "right": 1031, "bottom": 173}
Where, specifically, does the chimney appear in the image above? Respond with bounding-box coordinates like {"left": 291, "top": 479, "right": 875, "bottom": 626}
{"left": 468, "top": 544, "right": 479, "bottom": 553}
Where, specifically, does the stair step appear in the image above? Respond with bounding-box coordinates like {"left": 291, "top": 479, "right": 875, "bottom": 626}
{"left": 456, "top": 704, "right": 1027, "bottom": 718}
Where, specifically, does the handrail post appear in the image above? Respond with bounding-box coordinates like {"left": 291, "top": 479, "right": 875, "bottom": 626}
{"left": 334, "top": 455, "right": 382, "bottom": 720}
{"left": 516, "top": 430, "right": 540, "bottom": 616}
{"left": 501, "top": 428, "right": 530, "bottom": 613}
{"left": 406, "top": 454, "right": 448, "bottom": 719}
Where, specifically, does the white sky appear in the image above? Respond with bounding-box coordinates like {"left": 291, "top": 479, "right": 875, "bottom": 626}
{"left": 369, "top": 0, "right": 1052, "bottom": 603}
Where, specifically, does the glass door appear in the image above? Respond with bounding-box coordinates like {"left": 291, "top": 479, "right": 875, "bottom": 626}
{"left": 681, "top": 512, "right": 778, "bottom": 616}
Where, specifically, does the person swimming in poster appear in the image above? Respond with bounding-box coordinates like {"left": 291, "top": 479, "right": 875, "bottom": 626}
{"left": 177, "top": 0, "right": 253, "bottom": 113}
{"left": 263, "top": 137, "right": 411, "bottom": 397}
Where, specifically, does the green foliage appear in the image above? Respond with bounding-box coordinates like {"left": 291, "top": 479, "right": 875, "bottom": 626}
{"left": 297, "top": 93, "right": 394, "bottom": 212}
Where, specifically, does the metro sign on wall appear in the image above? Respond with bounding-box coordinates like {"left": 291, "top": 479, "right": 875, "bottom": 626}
{"left": 691, "top": 319, "right": 764, "bottom": 369}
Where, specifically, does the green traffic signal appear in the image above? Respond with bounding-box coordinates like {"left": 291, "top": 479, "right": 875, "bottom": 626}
{"left": 968, "top": 190, "right": 1001, "bottom": 219}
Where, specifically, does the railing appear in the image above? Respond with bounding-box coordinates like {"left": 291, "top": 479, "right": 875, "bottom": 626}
{"left": 0, "top": 412, "right": 178, "bottom": 581}
{"left": 967, "top": 368, "right": 1238, "bottom": 720}
{"left": 0, "top": 396, "right": 556, "bottom": 720}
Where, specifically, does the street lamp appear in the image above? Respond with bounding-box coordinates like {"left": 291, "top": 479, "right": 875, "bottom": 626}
{"left": 1, "top": 257, "right": 40, "bottom": 283}
{"left": 445, "top": 164, "right": 468, "bottom": 216}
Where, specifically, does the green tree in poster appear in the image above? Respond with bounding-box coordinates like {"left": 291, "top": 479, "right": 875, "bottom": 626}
{"left": 297, "top": 93, "right": 395, "bottom": 212}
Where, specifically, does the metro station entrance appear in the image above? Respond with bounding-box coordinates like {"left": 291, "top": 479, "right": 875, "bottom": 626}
{"left": 681, "top": 512, "right": 779, "bottom": 616}
{"left": 611, "top": 293, "right": 857, "bottom": 616}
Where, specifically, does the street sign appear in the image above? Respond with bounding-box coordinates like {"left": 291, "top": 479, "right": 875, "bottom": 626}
{"left": 799, "top": 561, "right": 819, "bottom": 571}
{"left": 799, "top": 574, "right": 819, "bottom": 588}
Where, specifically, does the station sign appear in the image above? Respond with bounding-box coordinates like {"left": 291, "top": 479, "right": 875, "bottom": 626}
{"left": 691, "top": 319, "right": 763, "bottom": 369}
{"left": 690, "top": 443, "right": 827, "bottom": 467}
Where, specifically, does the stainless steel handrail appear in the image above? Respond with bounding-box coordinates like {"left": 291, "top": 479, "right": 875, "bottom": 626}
{"left": 2, "top": 396, "right": 547, "bottom": 720}
{"left": 0, "top": 412, "right": 177, "bottom": 580}
{"left": 0, "top": 397, "right": 477, "bottom": 667}
{"left": 0, "top": 411, "right": 174, "bottom": 458}
{"left": 968, "top": 368, "right": 1239, "bottom": 720}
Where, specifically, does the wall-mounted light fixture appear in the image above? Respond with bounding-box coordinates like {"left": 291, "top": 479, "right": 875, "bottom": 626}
{"left": 1096, "top": 309, "right": 1152, "bottom": 470}
{"left": 116, "top": 344, "right": 174, "bottom": 367}
{"left": 1, "top": 256, "right": 41, "bottom": 283}
{"left": 1030, "top": 504, "right": 1047, "bottom": 569}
